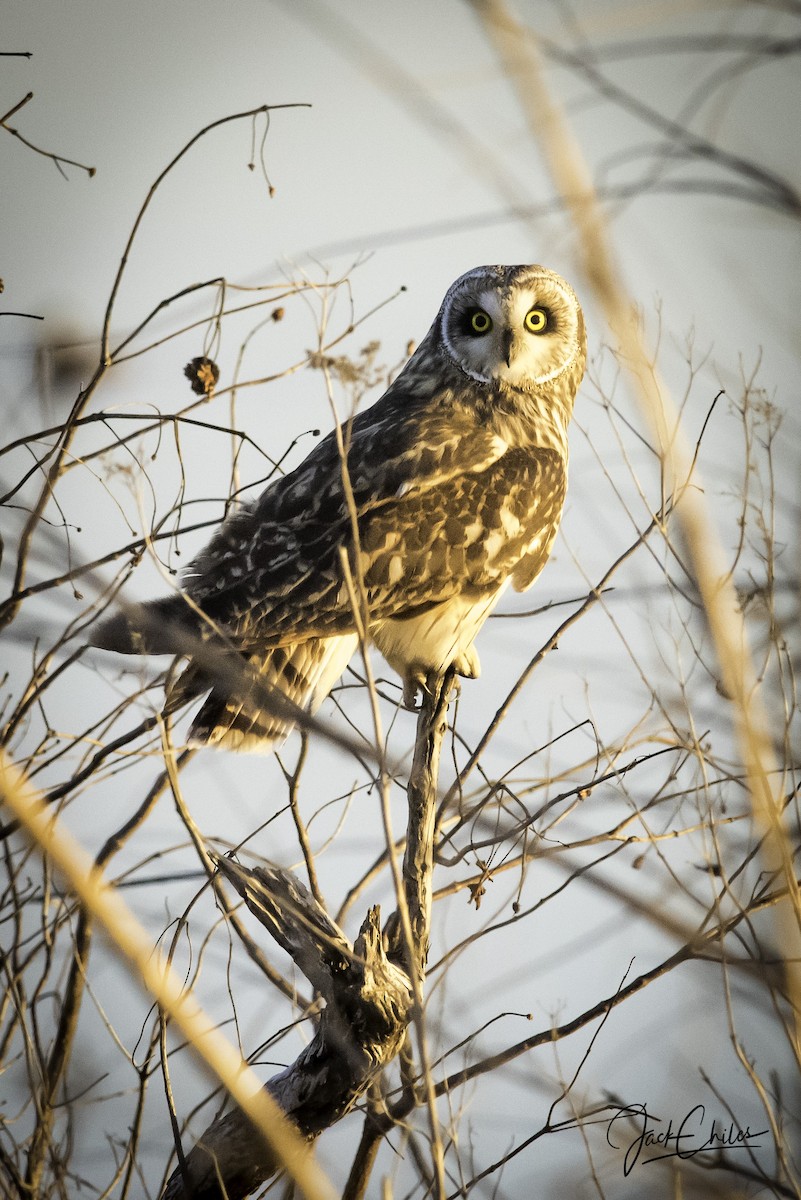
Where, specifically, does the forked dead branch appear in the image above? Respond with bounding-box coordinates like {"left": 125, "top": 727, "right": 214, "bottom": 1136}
{"left": 162, "top": 673, "right": 451, "bottom": 1200}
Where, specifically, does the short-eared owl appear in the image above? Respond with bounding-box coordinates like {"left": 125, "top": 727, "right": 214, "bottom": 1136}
{"left": 92, "top": 265, "right": 586, "bottom": 750}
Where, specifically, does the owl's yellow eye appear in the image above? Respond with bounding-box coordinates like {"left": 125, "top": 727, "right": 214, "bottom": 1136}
{"left": 524, "top": 307, "right": 548, "bottom": 334}
{"left": 469, "top": 309, "right": 493, "bottom": 335}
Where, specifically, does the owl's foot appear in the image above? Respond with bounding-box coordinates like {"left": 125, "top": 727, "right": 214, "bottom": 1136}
{"left": 453, "top": 645, "right": 481, "bottom": 680}
{"left": 402, "top": 653, "right": 478, "bottom": 708}
{"left": 402, "top": 669, "right": 427, "bottom": 708}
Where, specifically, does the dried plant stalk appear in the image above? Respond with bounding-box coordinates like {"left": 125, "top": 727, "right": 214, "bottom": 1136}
{"left": 470, "top": 0, "right": 801, "bottom": 1024}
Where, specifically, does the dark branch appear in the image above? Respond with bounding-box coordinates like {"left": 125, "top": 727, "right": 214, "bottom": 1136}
{"left": 161, "top": 861, "right": 413, "bottom": 1200}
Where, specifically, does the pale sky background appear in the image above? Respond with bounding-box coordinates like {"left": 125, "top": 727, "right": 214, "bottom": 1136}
{"left": 2, "top": 2, "right": 800, "bottom": 1197}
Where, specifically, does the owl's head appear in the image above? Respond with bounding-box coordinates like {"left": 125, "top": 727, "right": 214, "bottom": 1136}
{"left": 437, "top": 264, "right": 585, "bottom": 391}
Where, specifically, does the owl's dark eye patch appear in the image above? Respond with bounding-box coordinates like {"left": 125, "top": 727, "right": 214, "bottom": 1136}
{"left": 461, "top": 307, "right": 493, "bottom": 337}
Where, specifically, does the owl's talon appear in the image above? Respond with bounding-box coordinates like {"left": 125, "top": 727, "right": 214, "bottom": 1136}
{"left": 402, "top": 667, "right": 470, "bottom": 708}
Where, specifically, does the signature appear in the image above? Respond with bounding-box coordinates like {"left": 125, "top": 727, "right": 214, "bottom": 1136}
{"left": 606, "top": 1103, "right": 769, "bottom": 1175}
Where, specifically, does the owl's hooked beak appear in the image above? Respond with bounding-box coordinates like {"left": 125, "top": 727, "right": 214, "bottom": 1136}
{"left": 501, "top": 326, "right": 514, "bottom": 367}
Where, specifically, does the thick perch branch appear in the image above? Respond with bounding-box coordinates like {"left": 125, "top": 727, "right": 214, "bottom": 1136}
{"left": 162, "top": 675, "right": 453, "bottom": 1200}
{"left": 398, "top": 668, "right": 454, "bottom": 980}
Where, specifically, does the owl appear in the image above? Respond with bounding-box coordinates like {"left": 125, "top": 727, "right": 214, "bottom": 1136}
{"left": 92, "top": 265, "right": 586, "bottom": 751}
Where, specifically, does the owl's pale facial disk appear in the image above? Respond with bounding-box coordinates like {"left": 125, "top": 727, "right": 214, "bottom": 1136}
{"left": 440, "top": 265, "right": 583, "bottom": 389}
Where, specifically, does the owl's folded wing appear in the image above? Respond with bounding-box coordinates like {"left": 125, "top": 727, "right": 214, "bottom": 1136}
{"left": 183, "top": 400, "right": 511, "bottom": 623}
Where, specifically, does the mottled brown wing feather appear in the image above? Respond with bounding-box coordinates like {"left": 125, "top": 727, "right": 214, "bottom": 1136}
{"left": 183, "top": 373, "right": 514, "bottom": 646}
{"left": 221, "top": 447, "right": 565, "bottom": 651}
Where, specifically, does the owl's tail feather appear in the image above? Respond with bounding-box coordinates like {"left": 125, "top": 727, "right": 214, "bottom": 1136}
{"left": 187, "top": 689, "right": 289, "bottom": 753}
{"left": 92, "top": 601, "right": 358, "bottom": 753}
{"left": 185, "top": 633, "right": 358, "bottom": 753}
{"left": 89, "top": 596, "right": 201, "bottom": 656}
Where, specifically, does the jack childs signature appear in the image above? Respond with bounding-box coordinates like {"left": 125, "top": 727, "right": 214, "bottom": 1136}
{"left": 606, "top": 1103, "right": 769, "bottom": 1175}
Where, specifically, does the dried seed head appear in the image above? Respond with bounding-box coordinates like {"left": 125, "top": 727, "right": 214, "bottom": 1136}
{"left": 184, "top": 356, "right": 220, "bottom": 396}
